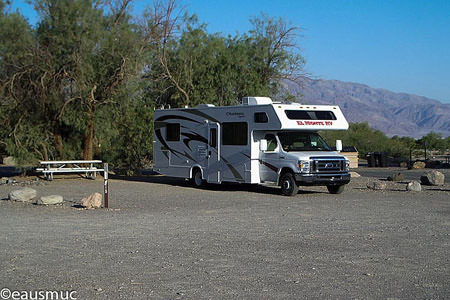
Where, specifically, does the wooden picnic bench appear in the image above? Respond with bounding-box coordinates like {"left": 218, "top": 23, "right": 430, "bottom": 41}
{"left": 36, "top": 160, "right": 104, "bottom": 180}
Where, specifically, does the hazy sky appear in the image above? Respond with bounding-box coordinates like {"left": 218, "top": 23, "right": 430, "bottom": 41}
{"left": 10, "top": 0, "right": 450, "bottom": 103}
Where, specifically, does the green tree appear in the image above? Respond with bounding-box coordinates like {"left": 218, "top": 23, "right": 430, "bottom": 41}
{"left": 1, "top": 0, "right": 151, "bottom": 164}
{"left": 418, "top": 132, "right": 446, "bottom": 152}
{"left": 144, "top": 11, "right": 306, "bottom": 107}
{"left": 1, "top": 0, "right": 308, "bottom": 170}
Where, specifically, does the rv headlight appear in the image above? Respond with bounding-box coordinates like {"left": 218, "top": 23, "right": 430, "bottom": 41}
{"left": 345, "top": 159, "right": 350, "bottom": 171}
{"left": 298, "top": 160, "right": 310, "bottom": 173}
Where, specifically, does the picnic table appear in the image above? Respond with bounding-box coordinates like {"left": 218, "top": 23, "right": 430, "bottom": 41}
{"left": 36, "top": 160, "right": 104, "bottom": 180}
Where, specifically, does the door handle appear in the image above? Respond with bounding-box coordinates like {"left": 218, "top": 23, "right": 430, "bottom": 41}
{"left": 280, "top": 156, "right": 285, "bottom": 159}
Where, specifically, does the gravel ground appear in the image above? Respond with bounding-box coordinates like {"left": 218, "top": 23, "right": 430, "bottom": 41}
{"left": 0, "top": 171, "right": 449, "bottom": 300}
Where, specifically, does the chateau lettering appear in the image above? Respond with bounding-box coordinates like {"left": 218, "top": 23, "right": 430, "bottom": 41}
{"left": 296, "top": 121, "right": 333, "bottom": 126}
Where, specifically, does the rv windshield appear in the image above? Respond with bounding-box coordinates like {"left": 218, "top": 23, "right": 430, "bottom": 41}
{"left": 277, "top": 132, "right": 331, "bottom": 152}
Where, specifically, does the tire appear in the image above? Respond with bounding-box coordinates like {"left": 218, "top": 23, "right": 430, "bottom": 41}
{"left": 192, "top": 168, "right": 205, "bottom": 188}
{"left": 280, "top": 172, "right": 299, "bottom": 196}
{"left": 327, "top": 185, "right": 345, "bottom": 194}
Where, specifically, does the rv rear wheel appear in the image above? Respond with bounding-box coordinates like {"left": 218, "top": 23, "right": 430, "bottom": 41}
{"left": 280, "top": 173, "right": 299, "bottom": 196}
{"left": 192, "top": 168, "right": 205, "bottom": 188}
{"left": 327, "top": 185, "right": 345, "bottom": 194}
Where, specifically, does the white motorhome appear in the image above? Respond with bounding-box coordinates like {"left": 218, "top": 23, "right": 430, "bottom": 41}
{"left": 153, "top": 97, "right": 351, "bottom": 196}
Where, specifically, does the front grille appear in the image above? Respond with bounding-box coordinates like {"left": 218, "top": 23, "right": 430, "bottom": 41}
{"left": 311, "top": 157, "right": 345, "bottom": 173}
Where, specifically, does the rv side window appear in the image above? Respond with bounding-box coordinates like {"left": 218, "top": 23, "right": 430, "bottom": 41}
{"left": 209, "top": 128, "right": 217, "bottom": 148}
{"left": 222, "top": 122, "right": 248, "bottom": 146}
{"left": 254, "top": 112, "right": 268, "bottom": 123}
{"left": 264, "top": 134, "right": 278, "bottom": 151}
{"left": 285, "top": 110, "right": 337, "bottom": 120}
{"left": 166, "top": 123, "right": 180, "bottom": 141}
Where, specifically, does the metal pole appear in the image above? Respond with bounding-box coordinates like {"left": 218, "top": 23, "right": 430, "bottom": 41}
{"left": 104, "top": 163, "right": 109, "bottom": 208}
{"left": 424, "top": 142, "right": 427, "bottom": 161}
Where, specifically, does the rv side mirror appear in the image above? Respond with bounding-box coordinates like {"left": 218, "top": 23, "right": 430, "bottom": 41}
{"left": 336, "top": 140, "right": 343, "bottom": 152}
{"left": 260, "top": 139, "right": 268, "bottom": 152}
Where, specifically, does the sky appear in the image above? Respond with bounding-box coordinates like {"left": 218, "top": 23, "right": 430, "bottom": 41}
{"left": 10, "top": 0, "right": 450, "bottom": 103}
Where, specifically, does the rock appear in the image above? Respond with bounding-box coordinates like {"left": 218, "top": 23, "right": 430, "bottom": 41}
{"left": 37, "top": 195, "right": 64, "bottom": 205}
{"left": 9, "top": 188, "right": 37, "bottom": 202}
{"left": 80, "top": 192, "right": 102, "bottom": 209}
{"left": 367, "top": 181, "right": 386, "bottom": 190}
{"left": 412, "top": 161, "right": 426, "bottom": 169}
{"left": 426, "top": 160, "right": 442, "bottom": 168}
{"left": 3, "top": 156, "right": 17, "bottom": 166}
{"left": 399, "top": 162, "right": 408, "bottom": 168}
{"left": 4, "top": 178, "right": 16, "bottom": 184}
{"left": 350, "top": 171, "right": 361, "bottom": 178}
{"left": 387, "top": 173, "right": 404, "bottom": 182}
{"left": 406, "top": 181, "right": 421, "bottom": 192}
{"left": 420, "top": 170, "right": 445, "bottom": 186}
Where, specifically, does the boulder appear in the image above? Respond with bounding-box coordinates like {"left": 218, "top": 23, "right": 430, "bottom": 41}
{"left": 1, "top": 177, "right": 8, "bottom": 184}
{"left": 412, "top": 161, "right": 426, "bottom": 169}
{"left": 387, "top": 173, "right": 404, "bottom": 182}
{"left": 37, "top": 195, "right": 63, "bottom": 205}
{"left": 80, "top": 192, "right": 102, "bottom": 209}
{"left": 9, "top": 188, "right": 37, "bottom": 202}
{"left": 420, "top": 170, "right": 445, "bottom": 186}
{"left": 3, "top": 156, "right": 17, "bottom": 166}
{"left": 367, "top": 181, "right": 386, "bottom": 190}
{"left": 406, "top": 181, "right": 421, "bottom": 192}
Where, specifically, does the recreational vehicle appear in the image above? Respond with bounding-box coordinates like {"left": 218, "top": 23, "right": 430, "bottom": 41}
{"left": 153, "top": 97, "right": 351, "bottom": 196}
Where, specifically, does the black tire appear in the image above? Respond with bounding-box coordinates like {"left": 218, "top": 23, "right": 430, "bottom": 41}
{"left": 280, "top": 172, "right": 299, "bottom": 196}
{"left": 327, "top": 185, "right": 345, "bottom": 194}
{"left": 192, "top": 168, "right": 205, "bottom": 188}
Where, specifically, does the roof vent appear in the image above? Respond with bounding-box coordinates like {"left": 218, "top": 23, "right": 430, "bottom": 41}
{"left": 241, "top": 97, "right": 273, "bottom": 105}
{"left": 196, "top": 104, "right": 215, "bottom": 108}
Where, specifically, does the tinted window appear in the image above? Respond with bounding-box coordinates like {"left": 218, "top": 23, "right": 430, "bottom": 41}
{"left": 277, "top": 132, "right": 331, "bottom": 152}
{"left": 166, "top": 123, "right": 180, "bottom": 141}
{"left": 285, "top": 110, "right": 336, "bottom": 120}
{"left": 209, "top": 128, "right": 217, "bottom": 148}
{"left": 222, "top": 122, "right": 248, "bottom": 145}
{"left": 254, "top": 112, "right": 268, "bottom": 123}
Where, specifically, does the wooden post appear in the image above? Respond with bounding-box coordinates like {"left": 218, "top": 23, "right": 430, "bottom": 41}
{"left": 409, "top": 148, "right": 412, "bottom": 166}
{"left": 104, "top": 163, "right": 109, "bottom": 208}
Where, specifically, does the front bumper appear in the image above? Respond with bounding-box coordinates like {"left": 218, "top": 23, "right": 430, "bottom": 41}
{"left": 294, "top": 172, "right": 351, "bottom": 186}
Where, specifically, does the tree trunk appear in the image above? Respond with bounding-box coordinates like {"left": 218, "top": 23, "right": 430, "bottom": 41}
{"left": 83, "top": 113, "right": 95, "bottom": 160}
{"left": 54, "top": 132, "right": 63, "bottom": 158}
{"left": 41, "top": 142, "right": 49, "bottom": 161}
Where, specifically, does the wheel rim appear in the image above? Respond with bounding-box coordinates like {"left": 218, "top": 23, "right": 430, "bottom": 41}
{"left": 282, "top": 178, "right": 291, "bottom": 192}
{"left": 194, "top": 171, "right": 202, "bottom": 186}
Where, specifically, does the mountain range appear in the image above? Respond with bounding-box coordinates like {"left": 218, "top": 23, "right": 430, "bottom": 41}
{"left": 284, "top": 77, "right": 450, "bottom": 138}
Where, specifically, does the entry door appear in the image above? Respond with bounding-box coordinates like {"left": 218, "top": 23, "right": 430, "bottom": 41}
{"left": 260, "top": 134, "right": 280, "bottom": 183}
{"left": 207, "top": 122, "right": 220, "bottom": 183}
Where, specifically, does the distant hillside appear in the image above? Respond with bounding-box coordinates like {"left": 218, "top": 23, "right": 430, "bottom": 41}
{"left": 283, "top": 77, "right": 450, "bottom": 138}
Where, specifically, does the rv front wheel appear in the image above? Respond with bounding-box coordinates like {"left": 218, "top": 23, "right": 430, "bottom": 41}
{"left": 327, "top": 185, "right": 345, "bottom": 194}
{"left": 280, "top": 173, "right": 299, "bottom": 196}
{"left": 192, "top": 168, "right": 205, "bottom": 188}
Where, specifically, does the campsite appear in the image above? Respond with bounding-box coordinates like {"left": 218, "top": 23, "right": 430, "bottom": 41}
{"left": 1, "top": 168, "right": 449, "bottom": 299}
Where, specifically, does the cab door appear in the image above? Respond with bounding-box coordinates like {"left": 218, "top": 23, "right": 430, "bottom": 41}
{"left": 259, "top": 134, "right": 280, "bottom": 183}
{"left": 207, "top": 122, "right": 220, "bottom": 183}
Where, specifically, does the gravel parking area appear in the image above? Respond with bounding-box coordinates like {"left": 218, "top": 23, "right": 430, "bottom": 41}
{"left": 1, "top": 172, "right": 449, "bottom": 300}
